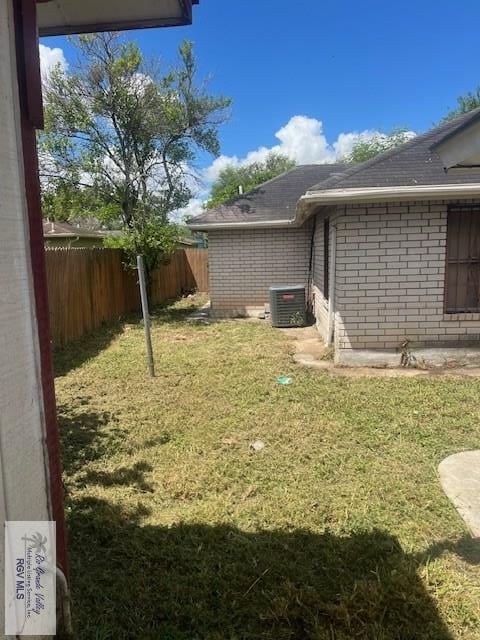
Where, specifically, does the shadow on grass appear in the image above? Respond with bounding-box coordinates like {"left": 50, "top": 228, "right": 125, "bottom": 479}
{"left": 53, "top": 296, "right": 207, "bottom": 377}
{"left": 53, "top": 320, "right": 131, "bottom": 377}
{"left": 416, "top": 536, "right": 480, "bottom": 566}
{"left": 67, "top": 495, "right": 457, "bottom": 640}
{"left": 150, "top": 295, "right": 207, "bottom": 325}
{"left": 56, "top": 403, "right": 124, "bottom": 476}
{"left": 79, "top": 462, "right": 154, "bottom": 493}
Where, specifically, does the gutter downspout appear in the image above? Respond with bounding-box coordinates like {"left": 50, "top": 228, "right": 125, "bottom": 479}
{"left": 326, "top": 223, "right": 337, "bottom": 347}
{"left": 306, "top": 216, "right": 317, "bottom": 315}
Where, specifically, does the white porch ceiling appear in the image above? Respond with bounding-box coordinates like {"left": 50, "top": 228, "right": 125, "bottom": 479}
{"left": 37, "top": 0, "right": 196, "bottom": 36}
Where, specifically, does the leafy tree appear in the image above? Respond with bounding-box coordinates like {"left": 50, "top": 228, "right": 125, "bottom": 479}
{"left": 104, "top": 218, "right": 179, "bottom": 266}
{"left": 40, "top": 33, "right": 230, "bottom": 293}
{"left": 345, "top": 129, "right": 413, "bottom": 164}
{"left": 41, "top": 180, "right": 118, "bottom": 225}
{"left": 443, "top": 87, "right": 480, "bottom": 121}
{"left": 206, "top": 153, "right": 295, "bottom": 209}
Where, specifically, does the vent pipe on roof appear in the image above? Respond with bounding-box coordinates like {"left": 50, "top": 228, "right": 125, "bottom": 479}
{"left": 238, "top": 185, "right": 243, "bottom": 195}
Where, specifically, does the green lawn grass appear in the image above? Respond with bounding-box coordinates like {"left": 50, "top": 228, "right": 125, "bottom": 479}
{"left": 54, "top": 295, "right": 480, "bottom": 639}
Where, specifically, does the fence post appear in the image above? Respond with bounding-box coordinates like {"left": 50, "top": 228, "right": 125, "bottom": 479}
{"left": 137, "top": 255, "right": 155, "bottom": 377}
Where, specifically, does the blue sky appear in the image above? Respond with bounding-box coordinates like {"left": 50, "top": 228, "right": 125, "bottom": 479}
{"left": 40, "top": 0, "right": 480, "bottom": 211}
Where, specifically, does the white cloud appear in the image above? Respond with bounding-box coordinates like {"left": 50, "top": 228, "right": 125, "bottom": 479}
{"left": 333, "top": 131, "right": 374, "bottom": 159}
{"left": 171, "top": 197, "right": 205, "bottom": 223}
{"left": 204, "top": 155, "right": 240, "bottom": 182}
{"left": 273, "top": 115, "right": 334, "bottom": 164}
{"left": 39, "top": 44, "right": 68, "bottom": 84}
{"left": 129, "top": 72, "right": 153, "bottom": 96}
{"left": 202, "top": 115, "right": 383, "bottom": 184}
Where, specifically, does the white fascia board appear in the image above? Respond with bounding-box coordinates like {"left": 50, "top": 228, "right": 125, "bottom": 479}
{"left": 300, "top": 183, "right": 480, "bottom": 206}
{"left": 187, "top": 219, "right": 295, "bottom": 231}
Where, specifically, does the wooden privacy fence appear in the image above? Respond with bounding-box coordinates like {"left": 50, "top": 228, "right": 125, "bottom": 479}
{"left": 45, "top": 247, "right": 209, "bottom": 345}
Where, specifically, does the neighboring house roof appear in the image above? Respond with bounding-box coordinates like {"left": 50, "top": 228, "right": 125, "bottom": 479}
{"left": 43, "top": 221, "right": 109, "bottom": 239}
{"left": 188, "top": 164, "right": 346, "bottom": 230}
{"left": 179, "top": 237, "right": 200, "bottom": 246}
{"left": 44, "top": 221, "right": 200, "bottom": 247}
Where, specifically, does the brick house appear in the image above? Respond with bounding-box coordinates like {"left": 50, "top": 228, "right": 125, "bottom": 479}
{"left": 189, "top": 109, "right": 480, "bottom": 366}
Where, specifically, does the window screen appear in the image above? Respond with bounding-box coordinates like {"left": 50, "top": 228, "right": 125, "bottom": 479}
{"left": 446, "top": 206, "right": 480, "bottom": 313}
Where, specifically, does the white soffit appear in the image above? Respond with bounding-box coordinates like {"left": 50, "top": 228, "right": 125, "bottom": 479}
{"left": 37, "top": 0, "right": 195, "bottom": 36}
{"left": 434, "top": 116, "right": 480, "bottom": 171}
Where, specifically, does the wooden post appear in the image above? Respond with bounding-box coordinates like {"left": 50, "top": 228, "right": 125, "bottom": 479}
{"left": 137, "top": 255, "right": 155, "bottom": 377}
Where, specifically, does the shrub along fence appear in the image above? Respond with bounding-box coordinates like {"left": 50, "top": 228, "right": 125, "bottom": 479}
{"left": 45, "top": 247, "right": 208, "bottom": 345}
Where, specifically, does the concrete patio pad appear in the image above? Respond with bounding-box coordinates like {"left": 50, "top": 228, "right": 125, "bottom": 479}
{"left": 439, "top": 451, "right": 480, "bottom": 537}
{"left": 289, "top": 326, "right": 480, "bottom": 377}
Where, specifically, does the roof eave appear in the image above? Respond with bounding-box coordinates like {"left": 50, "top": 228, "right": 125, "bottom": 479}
{"left": 44, "top": 233, "right": 106, "bottom": 239}
{"left": 297, "top": 183, "right": 480, "bottom": 222}
{"left": 432, "top": 124, "right": 480, "bottom": 171}
{"left": 431, "top": 111, "right": 480, "bottom": 170}
{"left": 37, "top": 0, "right": 198, "bottom": 37}
{"left": 188, "top": 184, "right": 480, "bottom": 231}
{"left": 186, "top": 219, "right": 296, "bottom": 232}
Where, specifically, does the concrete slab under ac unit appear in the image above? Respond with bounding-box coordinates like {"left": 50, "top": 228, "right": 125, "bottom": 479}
{"left": 209, "top": 306, "right": 266, "bottom": 319}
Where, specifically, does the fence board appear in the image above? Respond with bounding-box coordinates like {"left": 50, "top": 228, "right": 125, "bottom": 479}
{"left": 45, "top": 247, "right": 208, "bottom": 345}
{"left": 184, "top": 248, "right": 209, "bottom": 292}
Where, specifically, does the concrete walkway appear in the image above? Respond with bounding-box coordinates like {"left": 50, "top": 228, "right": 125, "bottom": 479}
{"left": 439, "top": 451, "right": 480, "bottom": 538}
{"left": 290, "top": 326, "right": 480, "bottom": 377}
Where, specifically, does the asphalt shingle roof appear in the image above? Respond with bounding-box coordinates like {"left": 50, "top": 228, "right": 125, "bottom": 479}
{"left": 188, "top": 164, "right": 346, "bottom": 225}
{"left": 309, "top": 108, "right": 480, "bottom": 193}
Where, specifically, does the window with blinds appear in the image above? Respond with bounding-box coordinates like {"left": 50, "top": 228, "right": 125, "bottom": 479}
{"left": 446, "top": 205, "right": 480, "bottom": 313}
